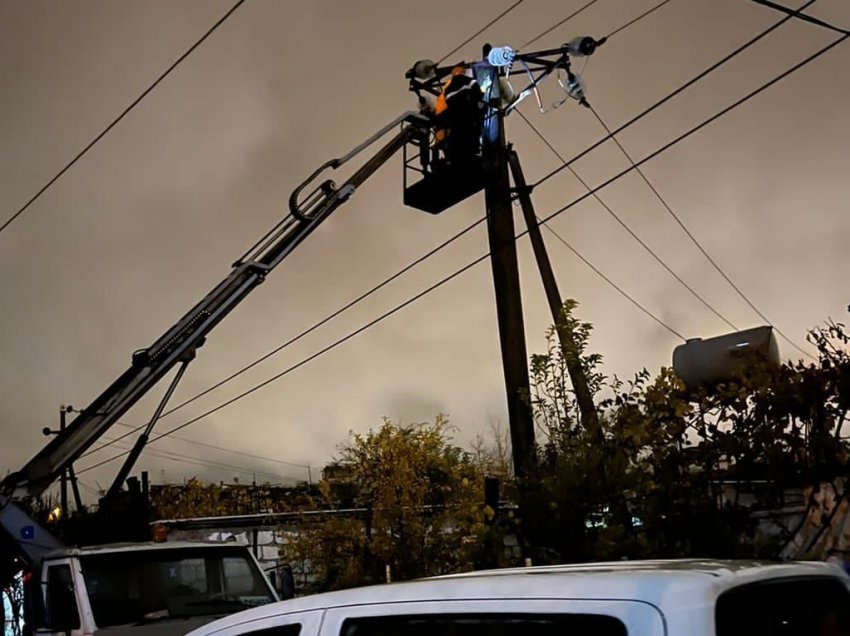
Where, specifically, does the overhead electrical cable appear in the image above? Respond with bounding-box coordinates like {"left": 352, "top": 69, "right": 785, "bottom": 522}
{"left": 539, "top": 220, "right": 686, "bottom": 339}
{"left": 438, "top": 0, "right": 529, "bottom": 64}
{"left": 587, "top": 104, "right": 817, "bottom": 359}
{"left": 96, "top": 419, "right": 312, "bottom": 469}
{"left": 521, "top": 0, "right": 603, "bottom": 49}
{"left": 0, "top": 0, "right": 246, "bottom": 236}
{"left": 77, "top": 30, "right": 849, "bottom": 474}
{"left": 518, "top": 110, "right": 737, "bottom": 331}
{"left": 605, "top": 0, "right": 675, "bottom": 40}
{"left": 531, "top": 0, "right": 819, "bottom": 189}
{"left": 85, "top": 435, "right": 305, "bottom": 482}
{"left": 78, "top": 218, "right": 487, "bottom": 459}
{"left": 538, "top": 34, "right": 849, "bottom": 227}
{"left": 77, "top": 252, "right": 490, "bottom": 475}
{"left": 80, "top": 1, "right": 686, "bottom": 452}
{"left": 746, "top": 0, "right": 849, "bottom": 34}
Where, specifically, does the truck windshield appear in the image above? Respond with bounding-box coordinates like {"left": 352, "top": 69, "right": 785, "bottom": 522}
{"left": 79, "top": 546, "right": 275, "bottom": 628}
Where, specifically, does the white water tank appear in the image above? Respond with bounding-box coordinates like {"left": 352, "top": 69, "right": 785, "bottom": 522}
{"left": 672, "top": 326, "right": 779, "bottom": 388}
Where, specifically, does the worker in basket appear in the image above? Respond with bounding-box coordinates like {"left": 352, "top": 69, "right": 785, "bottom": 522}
{"left": 430, "top": 65, "right": 485, "bottom": 166}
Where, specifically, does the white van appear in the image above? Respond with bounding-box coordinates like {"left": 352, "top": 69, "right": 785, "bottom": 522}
{"left": 186, "top": 559, "right": 850, "bottom": 636}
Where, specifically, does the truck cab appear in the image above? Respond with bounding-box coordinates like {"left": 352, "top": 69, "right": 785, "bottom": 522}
{"left": 29, "top": 541, "right": 278, "bottom": 636}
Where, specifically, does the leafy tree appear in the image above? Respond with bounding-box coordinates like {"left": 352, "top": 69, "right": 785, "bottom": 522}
{"left": 524, "top": 302, "right": 850, "bottom": 562}
{"left": 281, "top": 416, "right": 491, "bottom": 589}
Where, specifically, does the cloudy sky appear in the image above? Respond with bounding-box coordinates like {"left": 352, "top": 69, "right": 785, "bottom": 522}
{"left": 1, "top": 0, "right": 847, "bottom": 499}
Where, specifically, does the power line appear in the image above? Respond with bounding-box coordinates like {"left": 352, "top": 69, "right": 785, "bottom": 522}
{"left": 538, "top": 33, "right": 849, "bottom": 225}
{"left": 75, "top": 0, "right": 611, "bottom": 462}
{"left": 0, "top": 0, "right": 246, "bottom": 237}
{"left": 438, "top": 0, "right": 528, "bottom": 64}
{"left": 521, "top": 0, "right": 602, "bottom": 49}
{"left": 84, "top": 434, "right": 305, "bottom": 483}
{"left": 531, "top": 0, "right": 819, "bottom": 189}
{"left": 110, "top": 420, "right": 312, "bottom": 469}
{"left": 91, "top": 0, "right": 610, "bottom": 450}
{"left": 141, "top": 448, "right": 303, "bottom": 483}
{"left": 77, "top": 35, "right": 850, "bottom": 474}
{"left": 77, "top": 218, "right": 487, "bottom": 459}
{"left": 77, "top": 252, "right": 491, "bottom": 475}
{"left": 76, "top": 408, "right": 312, "bottom": 469}
{"left": 76, "top": 480, "right": 102, "bottom": 496}
{"left": 540, "top": 221, "right": 686, "bottom": 339}
{"left": 518, "top": 109, "right": 737, "bottom": 331}
{"left": 25, "top": 0, "right": 523, "bottom": 469}
{"left": 606, "top": 0, "right": 675, "bottom": 40}
{"left": 587, "top": 104, "right": 817, "bottom": 360}
{"left": 746, "top": 0, "right": 849, "bottom": 35}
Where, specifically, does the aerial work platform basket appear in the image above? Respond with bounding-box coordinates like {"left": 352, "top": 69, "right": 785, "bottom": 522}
{"left": 402, "top": 133, "right": 485, "bottom": 215}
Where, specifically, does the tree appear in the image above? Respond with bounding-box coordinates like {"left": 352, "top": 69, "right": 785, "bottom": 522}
{"left": 281, "top": 416, "right": 491, "bottom": 590}
{"left": 525, "top": 302, "right": 654, "bottom": 562}
{"left": 525, "top": 302, "right": 850, "bottom": 562}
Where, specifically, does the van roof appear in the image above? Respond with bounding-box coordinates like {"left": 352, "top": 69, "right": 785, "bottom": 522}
{"left": 193, "top": 559, "right": 847, "bottom": 635}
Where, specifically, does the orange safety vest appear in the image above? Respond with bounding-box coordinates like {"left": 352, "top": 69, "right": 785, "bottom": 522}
{"left": 433, "top": 81, "right": 450, "bottom": 144}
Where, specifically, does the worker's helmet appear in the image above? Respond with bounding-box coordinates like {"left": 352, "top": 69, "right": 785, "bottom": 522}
{"left": 451, "top": 65, "right": 466, "bottom": 77}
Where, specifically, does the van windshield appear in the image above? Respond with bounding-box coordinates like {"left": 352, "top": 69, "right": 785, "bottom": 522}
{"left": 79, "top": 546, "right": 275, "bottom": 628}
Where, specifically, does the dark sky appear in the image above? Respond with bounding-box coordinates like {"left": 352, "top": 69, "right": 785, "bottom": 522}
{"left": 1, "top": 0, "right": 847, "bottom": 497}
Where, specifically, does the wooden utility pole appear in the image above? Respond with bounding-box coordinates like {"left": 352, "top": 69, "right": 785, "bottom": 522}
{"left": 481, "top": 63, "right": 536, "bottom": 482}
{"left": 508, "top": 151, "right": 600, "bottom": 432}
{"left": 59, "top": 407, "right": 68, "bottom": 517}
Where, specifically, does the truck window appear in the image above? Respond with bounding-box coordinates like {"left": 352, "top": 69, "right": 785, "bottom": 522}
{"left": 45, "top": 565, "right": 80, "bottom": 632}
{"left": 223, "top": 557, "right": 272, "bottom": 599}
{"left": 716, "top": 576, "right": 850, "bottom": 636}
{"left": 341, "top": 613, "right": 626, "bottom": 636}
{"left": 78, "top": 547, "right": 275, "bottom": 628}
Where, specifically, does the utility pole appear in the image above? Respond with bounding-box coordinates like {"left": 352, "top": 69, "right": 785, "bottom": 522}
{"left": 508, "top": 151, "right": 600, "bottom": 433}
{"left": 59, "top": 406, "right": 68, "bottom": 518}
{"left": 405, "top": 35, "right": 605, "bottom": 484}
{"left": 44, "top": 405, "right": 83, "bottom": 516}
{"left": 480, "top": 53, "right": 536, "bottom": 482}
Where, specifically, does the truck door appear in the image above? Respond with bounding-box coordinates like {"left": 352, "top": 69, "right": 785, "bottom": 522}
{"left": 38, "top": 561, "right": 89, "bottom": 636}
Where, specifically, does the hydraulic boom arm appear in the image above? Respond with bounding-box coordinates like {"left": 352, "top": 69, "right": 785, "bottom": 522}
{"left": 1, "top": 111, "right": 429, "bottom": 508}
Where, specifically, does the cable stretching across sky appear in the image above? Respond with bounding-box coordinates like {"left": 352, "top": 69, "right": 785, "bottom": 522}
{"left": 83, "top": 416, "right": 311, "bottom": 471}
{"left": 99, "top": 434, "right": 304, "bottom": 483}
{"left": 79, "top": 0, "right": 794, "bottom": 462}
{"left": 78, "top": 1, "right": 667, "bottom": 461}
{"left": 586, "top": 105, "right": 816, "bottom": 360}
{"left": 518, "top": 110, "right": 737, "bottom": 332}
{"left": 77, "top": 29, "right": 850, "bottom": 474}
{"left": 531, "top": 0, "right": 819, "bottom": 189}
{"left": 0, "top": 0, "right": 246, "bottom": 237}
{"left": 438, "top": 0, "right": 529, "bottom": 64}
